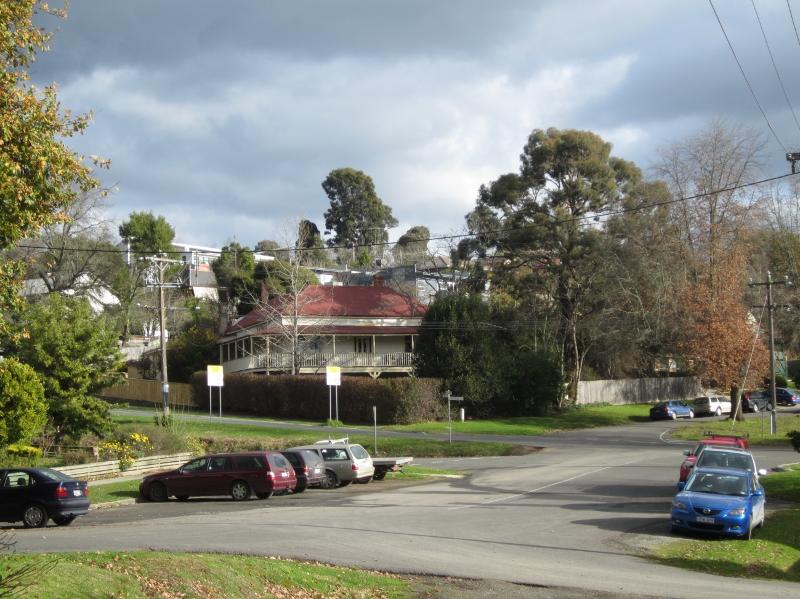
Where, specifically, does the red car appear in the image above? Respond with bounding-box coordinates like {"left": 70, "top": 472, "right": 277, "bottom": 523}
{"left": 139, "top": 452, "right": 296, "bottom": 502}
{"left": 678, "top": 434, "right": 750, "bottom": 482}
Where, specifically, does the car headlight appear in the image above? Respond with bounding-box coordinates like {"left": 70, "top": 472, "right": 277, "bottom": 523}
{"left": 728, "top": 507, "right": 745, "bottom": 517}
{"left": 672, "top": 500, "right": 687, "bottom": 510}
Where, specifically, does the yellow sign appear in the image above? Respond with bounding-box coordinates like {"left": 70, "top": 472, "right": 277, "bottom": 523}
{"left": 207, "top": 364, "right": 224, "bottom": 387}
{"left": 326, "top": 366, "right": 341, "bottom": 386}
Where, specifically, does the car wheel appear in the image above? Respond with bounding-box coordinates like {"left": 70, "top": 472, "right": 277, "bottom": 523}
{"left": 715, "top": 407, "right": 722, "bottom": 416}
{"left": 688, "top": 410, "right": 694, "bottom": 419}
{"left": 148, "top": 482, "right": 168, "bottom": 502}
{"left": 321, "top": 470, "right": 338, "bottom": 489}
{"left": 356, "top": 476, "right": 372, "bottom": 484}
{"left": 176, "top": 495, "right": 190, "bottom": 501}
{"left": 767, "top": 403, "right": 773, "bottom": 411}
{"left": 53, "top": 515, "right": 76, "bottom": 526}
{"left": 293, "top": 482, "right": 307, "bottom": 494}
{"left": 373, "top": 472, "right": 386, "bottom": 481}
{"left": 338, "top": 480, "right": 352, "bottom": 488}
{"left": 230, "top": 480, "right": 251, "bottom": 501}
{"left": 751, "top": 404, "right": 759, "bottom": 413}
{"left": 22, "top": 504, "right": 48, "bottom": 528}
{"left": 255, "top": 492, "right": 273, "bottom": 500}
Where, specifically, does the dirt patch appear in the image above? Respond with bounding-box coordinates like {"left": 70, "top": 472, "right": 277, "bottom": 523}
{"left": 507, "top": 445, "right": 545, "bottom": 456}
{"left": 409, "top": 576, "right": 658, "bottom": 599}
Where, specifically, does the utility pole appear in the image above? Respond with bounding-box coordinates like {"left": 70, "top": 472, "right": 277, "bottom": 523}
{"left": 749, "top": 271, "right": 792, "bottom": 434}
{"left": 143, "top": 255, "right": 184, "bottom": 417}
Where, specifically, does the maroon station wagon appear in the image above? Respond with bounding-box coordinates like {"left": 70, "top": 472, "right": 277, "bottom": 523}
{"left": 139, "top": 452, "right": 296, "bottom": 502}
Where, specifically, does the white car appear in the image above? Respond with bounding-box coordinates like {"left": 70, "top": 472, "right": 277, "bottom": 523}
{"left": 692, "top": 395, "right": 732, "bottom": 417}
{"left": 289, "top": 439, "right": 375, "bottom": 488}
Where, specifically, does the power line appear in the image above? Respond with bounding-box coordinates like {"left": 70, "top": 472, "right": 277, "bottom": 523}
{"left": 751, "top": 0, "right": 800, "bottom": 136}
{"left": 708, "top": 0, "right": 789, "bottom": 152}
{"left": 788, "top": 0, "right": 800, "bottom": 49}
{"left": 11, "top": 171, "right": 799, "bottom": 257}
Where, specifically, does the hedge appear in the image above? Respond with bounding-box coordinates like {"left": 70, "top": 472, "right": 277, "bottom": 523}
{"left": 189, "top": 372, "right": 444, "bottom": 424}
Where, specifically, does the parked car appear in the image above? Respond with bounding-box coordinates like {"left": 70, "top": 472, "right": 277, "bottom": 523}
{"left": 774, "top": 387, "right": 800, "bottom": 406}
{"left": 678, "top": 434, "right": 751, "bottom": 482}
{"left": 741, "top": 390, "right": 773, "bottom": 413}
{"left": 671, "top": 467, "right": 765, "bottom": 539}
{"left": 289, "top": 439, "right": 375, "bottom": 488}
{"left": 693, "top": 447, "right": 766, "bottom": 478}
{"left": 0, "top": 467, "right": 90, "bottom": 528}
{"left": 691, "top": 395, "right": 731, "bottom": 417}
{"left": 650, "top": 400, "right": 694, "bottom": 420}
{"left": 281, "top": 449, "right": 326, "bottom": 492}
{"left": 139, "top": 452, "right": 296, "bottom": 502}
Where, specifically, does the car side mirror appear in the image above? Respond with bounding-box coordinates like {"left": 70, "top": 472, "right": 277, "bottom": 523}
{"left": 753, "top": 488, "right": 764, "bottom": 497}
{"left": 757, "top": 469, "right": 767, "bottom": 476}
{"left": 676, "top": 481, "right": 685, "bottom": 491}
{"left": 682, "top": 450, "right": 691, "bottom": 456}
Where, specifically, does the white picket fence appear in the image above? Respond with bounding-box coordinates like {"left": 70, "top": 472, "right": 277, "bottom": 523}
{"left": 57, "top": 452, "right": 194, "bottom": 480}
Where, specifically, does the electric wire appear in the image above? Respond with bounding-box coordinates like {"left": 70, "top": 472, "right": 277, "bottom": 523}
{"left": 10, "top": 171, "right": 798, "bottom": 258}
{"left": 709, "top": 0, "right": 789, "bottom": 152}
{"left": 751, "top": 0, "right": 800, "bottom": 136}
{"left": 788, "top": 0, "right": 800, "bottom": 49}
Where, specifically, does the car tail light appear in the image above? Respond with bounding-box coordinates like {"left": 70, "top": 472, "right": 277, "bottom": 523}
{"left": 302, "top": 466, "right": 309, "bottom": 474}
{"left": 84, "top": 486, "right": 89, "bottom": 496}
{"left": 55, "top": 486, "right": 68, "bottom": 499}
{"left": 352, "top": 463, "right": 359, "bottom": 471}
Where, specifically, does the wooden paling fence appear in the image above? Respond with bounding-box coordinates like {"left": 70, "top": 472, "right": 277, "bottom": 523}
{"left": 100, "top": 378, "right": 195, "bottom": 407}
{"left": 57, "top": 452, "right": 194, "bottom": 480}
{"left": 576, "top": 376, "right": 702, "bottom": 405}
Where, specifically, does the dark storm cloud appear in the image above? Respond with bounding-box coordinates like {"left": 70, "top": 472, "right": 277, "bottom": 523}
{"left": 26, "top": 0, "right": 800, "bottom": 246}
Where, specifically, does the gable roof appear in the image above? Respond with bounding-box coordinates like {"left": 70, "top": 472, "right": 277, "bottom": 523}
{"left": 225, "top": 285, "right": 426, "bottom": 335}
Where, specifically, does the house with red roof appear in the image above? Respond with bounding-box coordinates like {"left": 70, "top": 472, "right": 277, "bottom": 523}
{"left": 218, "top": 284, "right": 427, "bottom": 377}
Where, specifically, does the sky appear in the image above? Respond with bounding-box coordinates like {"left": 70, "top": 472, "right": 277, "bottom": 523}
{"left": 29, "top": 0, "right": 800, "bottom": 249}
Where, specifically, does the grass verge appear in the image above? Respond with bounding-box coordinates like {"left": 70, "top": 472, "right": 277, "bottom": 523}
{"left": 386, "top": 404, "right": 652, "bottom": 435}
{"left": 652, "top": 508, "right": 800, "bottom": 582}
{"left": 1, "top": 551, "right": 410, "bottom": 598}
{"left": 383, "top": 465, "right": 462, "bottom": 480}
{"left": 88, "top": 480, "right": 141, "bottom": 505}
{"left": 762, "top": 464, "right": 800, "bottom": 503}
{"left": 112, "top": 415, "right": 527, "bottom": 458}
{"left": 668, "top": 414, "right": 800, "bottom": 447}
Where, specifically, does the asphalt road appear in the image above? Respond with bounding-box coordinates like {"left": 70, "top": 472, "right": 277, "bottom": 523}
{"left": 8, "top": 412, "right": 800, "bottom": 598}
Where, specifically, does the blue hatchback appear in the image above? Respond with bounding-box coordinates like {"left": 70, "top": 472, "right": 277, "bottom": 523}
{"left": 670, "top": 467, "right": 765, "bottom": 539}
{"left": 649, "top": 400, "right": 694, "bottom": 420}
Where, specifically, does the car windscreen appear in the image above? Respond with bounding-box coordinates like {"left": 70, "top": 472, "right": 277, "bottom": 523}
{"left": 696, "top": 452, "right": 753, "bottom": 471}
{"left": 686, "top": 472, "right": 747, "bottom": 496}
{"left": 693, "top": 398, "right": 708, "bottom": 406}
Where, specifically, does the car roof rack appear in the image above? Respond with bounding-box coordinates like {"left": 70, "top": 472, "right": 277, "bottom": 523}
{"left": 315, "top": 436, "right": 349, "bottom": 445}
{"left": 702, "top": 431, "right": 749, "bottom": 439}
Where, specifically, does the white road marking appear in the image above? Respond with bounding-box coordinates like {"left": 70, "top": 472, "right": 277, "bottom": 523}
{"left": 448, "top": 456, "right": 645, "bottom": 511}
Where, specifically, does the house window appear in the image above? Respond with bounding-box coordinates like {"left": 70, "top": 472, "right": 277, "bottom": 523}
{"left": 404, "top": 335, "right": 413, "bottom": 353}
{"left": 354, "top": 337, "right": 372, "bottom": 353}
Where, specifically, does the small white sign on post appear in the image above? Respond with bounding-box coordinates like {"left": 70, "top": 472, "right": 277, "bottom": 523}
{"left": 326, "top": 366, "right": 341, "bottom": 386}
{"left": 207, "top": 365, "right": 224, "bottom": 417}
{"left": 207, "top": 365, "right": 224, "bottom": 387}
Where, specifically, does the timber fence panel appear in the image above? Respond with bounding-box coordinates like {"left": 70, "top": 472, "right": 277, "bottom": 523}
{"left": 57, "top": 452, "right": 194, "bottom": 480}
{"left": 576, "top": 377, "right": 702, "bottom": 405}
{"left": 99, "top": 378, "right": 195, "bottom": 407}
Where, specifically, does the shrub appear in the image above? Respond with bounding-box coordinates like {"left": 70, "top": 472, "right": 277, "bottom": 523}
{"left": 189, "top": 372, "right": 443, "bottom": 424}
{"left": 0, "top": 358, "right": 47, "bottom": 446}
{"left": 6, "top": 444, "right": 42, "bottom": 459}
{"left": 99, "top": 432, "right": 153, "bottom": 471}
{"left": 775, "top": 373, "right": 790, "bottom": 388}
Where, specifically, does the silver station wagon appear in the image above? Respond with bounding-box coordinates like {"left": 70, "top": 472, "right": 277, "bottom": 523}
{"left": 289, "top": 439, "right": 375, "bottom": 488}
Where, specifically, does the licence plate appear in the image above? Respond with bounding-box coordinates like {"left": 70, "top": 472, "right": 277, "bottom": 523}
{"left": 73, "top": 489, "right": 82, "bottom": 497}
{"left": 314, "top": 468, "right": 321, "bottom": 474}
{"left": 696, "top": 515, "right": 715, "bottom": 524}
{"left": 280, "top": 472, "right": 288, "bottom": 477}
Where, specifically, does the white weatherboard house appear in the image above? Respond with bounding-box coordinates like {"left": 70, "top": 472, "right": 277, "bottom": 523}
{"left": 219, "top": 284, "right": 426, "bottom": 377}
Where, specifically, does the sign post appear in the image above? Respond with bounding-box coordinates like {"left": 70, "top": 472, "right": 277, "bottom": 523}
{"left": 444, "top": 390, "right": 464, "bottom": 444}
{"left": 207, "top": 365, "right": 224, "bottom": 417}
{"left": 326, "top": 366, "right": 341, "bottom": 422}
{"left": 373, "top": 406, "right": 378, "bottom": 455}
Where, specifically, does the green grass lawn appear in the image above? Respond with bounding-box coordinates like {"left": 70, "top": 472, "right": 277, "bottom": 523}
{"left": 668, "top": 413, "right": 800, "bottom": 447}
{"left": 89, "top": 480, "right": 141, "bottom": 504}
{"left": 652, "top": 508, "right": 800, "bottom": 582}
{"left": 382, "top": 465, "right": 462, "bottom": 480}
{"left": 762, "top": 464, "right": 800, "bottom": 503}
{"left": 1, "top": 551, "right": 411, "bottom": 598}
{"left": 112, "top": 415, "right": 525, "bottom": 458}
{"left": 386, "top": 404, "right": 652, "bottom": 435}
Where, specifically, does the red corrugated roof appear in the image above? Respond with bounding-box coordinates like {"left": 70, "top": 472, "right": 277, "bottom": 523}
{"left": 224, "top": 285, "right": 426, "bottom": 336}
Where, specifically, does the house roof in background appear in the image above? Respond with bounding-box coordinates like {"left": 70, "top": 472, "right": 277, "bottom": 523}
{"left": 224, "top": 285, "right": 426, "bottom": 335}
